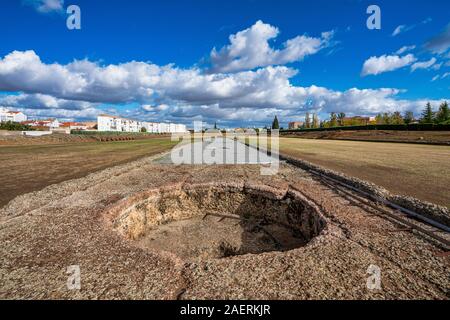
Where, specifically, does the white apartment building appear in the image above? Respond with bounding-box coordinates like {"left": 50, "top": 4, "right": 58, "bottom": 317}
{"left": 159, "top": 123, "right": 169, "bottom": 133}
{"left": 23, "top": 119, "right": 60, "bottom": 129}
{"left": 175, "top": 123, "right": 187, "bottom": 133}
{"left": 97, "top": 115, "right": 187, "bottom": 133}
{"left": 98, "top": 115, "right": 143, "bottom": 133}
{"left": 143, "top": 122, "right": 160, "bottom": 133}
{"left": 0, "top": 108, "right": 27, "bottom": 123}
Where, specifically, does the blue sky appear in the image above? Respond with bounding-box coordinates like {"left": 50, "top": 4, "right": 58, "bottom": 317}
{"left": 0, "top": 0, "right": 449, "bottom": 128}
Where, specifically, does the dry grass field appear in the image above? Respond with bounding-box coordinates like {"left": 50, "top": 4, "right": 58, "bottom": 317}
{"left": 1, "top": 134, "right": 449, "bottom": 209}
{"left": 279, "top": 137, "right": 450, "bottom": 207}
{"left": 282, "top": 130, "right": 450, "bottom": 145}
{"left": 0, "top": 137, "right": 176, "bottom": 207}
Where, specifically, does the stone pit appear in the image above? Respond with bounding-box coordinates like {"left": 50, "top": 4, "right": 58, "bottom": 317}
{"left": 104, "top": 183, "right": 327, "bottom": 261}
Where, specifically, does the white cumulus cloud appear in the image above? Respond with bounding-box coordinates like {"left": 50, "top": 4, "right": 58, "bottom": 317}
{"left": 0, "top": 93, "right": 97, "bottom": 110}
{"left": 0, "top": 92, "right": 102, "bottom": 120}
{"left": 0, "top": 39, "right": 447, "bottom": 126}
{"left": 209, "top": 20, "right": 334, "bottom": 73}
{"left": 24, "top": 0, "right": 64, "bottom": 13}
{"left": 361, "top": 54, "right": 416, "bottom": 76}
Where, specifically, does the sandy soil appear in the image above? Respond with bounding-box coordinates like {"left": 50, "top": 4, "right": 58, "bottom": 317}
{"left": 0, "top": 152, "right": 448, "bottom": 300}
{"left": 136, "top": 215, "right": 307, "bottom": 261}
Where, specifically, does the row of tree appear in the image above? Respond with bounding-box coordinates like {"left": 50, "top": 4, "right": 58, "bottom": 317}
{"left": 0, "top": 121, "right": 34, "bottom": 131}
{"left": 304, "top": 112, "right": 320, "bottom": 129}
{"left": 326, "top": 112, "right": 348, "bottom": 127}
{"left": 373, "top": 102, "right": 449, "bottom": 125}
{"left": 272, "top": 101, "right": 449, "bottom": 129}
{"left": 420, "top": 102, "right": 450, "bottom": 124}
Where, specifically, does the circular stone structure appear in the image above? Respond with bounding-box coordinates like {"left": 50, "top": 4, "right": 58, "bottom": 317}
{"left": 103, "top": 183, "right": 327, "bottom": 261}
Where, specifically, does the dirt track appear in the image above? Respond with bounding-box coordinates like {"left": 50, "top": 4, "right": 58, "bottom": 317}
{"left": 0, "top": 152, "right": 448, "bottom": 300}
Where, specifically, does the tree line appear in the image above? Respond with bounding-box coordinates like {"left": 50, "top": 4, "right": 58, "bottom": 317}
{"left": 271, "top": 101, "right": 449, "bottom": 129}
{"left": 0, "top": 121, "right": 34, "bottom": 131}
{"left": 372, "top": 102, "right": 449, "bottom": 125}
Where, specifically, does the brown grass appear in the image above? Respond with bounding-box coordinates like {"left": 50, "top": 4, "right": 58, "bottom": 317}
{"left": 279, "top": 137, "right": 450, "bottom": 207}
{"left": 0, "top": 138, "right": 176, "bottom": 207}
{"left": 282, "top": 130, "right": 450, "bottom": 145}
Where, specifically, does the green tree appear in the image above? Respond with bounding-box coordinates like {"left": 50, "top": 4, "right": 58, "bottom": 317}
{"left": 403, "top": 111, "right": 414, "bottom": 125}
{"left": 214, "top": 121, "right": 218, "bottom": 130}
{"left": 312, "top": 113, "right": 319, "bottom": 128}
{"left": 435, "top": 101, "right": 449, "bottom": 124}
{"left": 382, "top": 112, "right": 392, "bottom": 125}
{"left": 272, "top": 116, "right": 279, "bottom": 130}
{"left": 140, "top": 127, "right": 147, "bottom": 133}
{"left": 0, "top": 121, "right": 33, "bottom": 131}
{"left": 421, "top": 102, "right": 434, "bottom": 123}
{"left": 329, "top": 113, "right": 338, "bottom": 127}
{"left": 337, "top": 112, "right": 346, "bottom": 126}
{"left": 375, "top": 113, "right": 384, "bottom": 124}
{"left": 391, "top": 111, "right": 404, "bottom": 125}
{"left": 305, "top": 112, "right": 311, "bottom": 129}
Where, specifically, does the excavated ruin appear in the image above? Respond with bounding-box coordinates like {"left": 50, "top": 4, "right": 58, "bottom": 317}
{"left": 103, "top": 183, "right": 328, "bottom": 261}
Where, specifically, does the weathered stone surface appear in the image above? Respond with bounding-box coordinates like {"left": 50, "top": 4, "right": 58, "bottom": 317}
{"left": 0, "top": 153, "right": 448, "bottom": 299}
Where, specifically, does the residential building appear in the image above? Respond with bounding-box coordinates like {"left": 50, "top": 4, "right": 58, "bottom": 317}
{"left": 142, "top": 122, "right": 159, "bottom": 133}
{"left": 22, "top": 119, "right": 60, "bottom": 129}
{"left": 81, "top": 122, "right": 97, "bottom": 130}
{"left": 97, "top": 115, "right": 187, "bottom": 133}
{"left": 0, "top": 108, "right": 28, "bottom": 123}
{"left": 288, "top": 121, "right": 304, "bottom": 130}
{"left": 175, "top": 124, "right": 187, "bottom": 133}
{"left": 97, "top": 115, "right": 142, "bottom": 132}
{"left": 159, "top": 123, "right": 169, "bottom": 133}
{"left": 61, "top": 122, "right": 88, "bottom": 131}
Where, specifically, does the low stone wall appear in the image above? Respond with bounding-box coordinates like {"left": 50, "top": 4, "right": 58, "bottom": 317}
{"left": 22, "top": 131, "right": 52, "bottom": 137}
